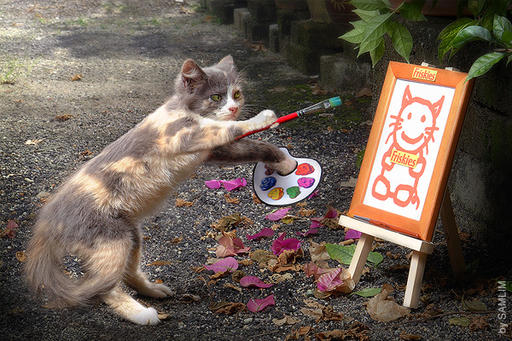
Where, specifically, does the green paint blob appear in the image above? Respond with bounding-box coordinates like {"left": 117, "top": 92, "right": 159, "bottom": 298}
{"left": 286, "top": 186, "right": 301, "bottom": 199}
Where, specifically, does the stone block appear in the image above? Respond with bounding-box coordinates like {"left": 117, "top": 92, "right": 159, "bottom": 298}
{"left": 234, "top": 8, "right": 250, "bottom": 33}
{"left": 290, "top": 20, "right": 344, "bottom": 50}
{"left": 269, "top": 24, "right": 279, "bottom": 52}
{"left": 247, "top": 0, "right": 276, "bottom": 22}
{"left": 319, "top": 54, "right": 371, "bottom": 92}
{"left": 285, "top": 41, "right": 336, "bottom": 75}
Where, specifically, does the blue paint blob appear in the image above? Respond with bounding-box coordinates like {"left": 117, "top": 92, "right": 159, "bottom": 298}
{"left": 260, "top": 177, "right": 276, "bottom": 191}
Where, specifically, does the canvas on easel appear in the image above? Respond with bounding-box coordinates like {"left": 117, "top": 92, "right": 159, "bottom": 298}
{"left": 339, "top": 61, "right": 473, "bottom": 308}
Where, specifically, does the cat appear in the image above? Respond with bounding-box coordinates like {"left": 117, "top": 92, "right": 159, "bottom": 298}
{"left": 371, "top": 85, "right": 444, "bottom": 209}
{"left": 25, "top": 55, "right": 297, "bottom": 325}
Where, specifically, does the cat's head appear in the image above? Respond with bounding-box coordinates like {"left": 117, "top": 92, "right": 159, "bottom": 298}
{"left": 173, "top": 55, "right": 244, "bottom": 120}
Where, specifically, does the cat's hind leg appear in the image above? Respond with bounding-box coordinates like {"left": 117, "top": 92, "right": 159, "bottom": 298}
{"left": 124, "top": 230, "right": 173, "bottom": 298}
{"left": 101, "top": 285, "right": 160, "bottom": 325}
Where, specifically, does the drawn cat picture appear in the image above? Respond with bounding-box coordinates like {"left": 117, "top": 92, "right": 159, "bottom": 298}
{"left": 371, "top": 85, "right": 445, "bottom": 209}
{"left": 25, "top": 56, "right": 297, "bottom": 325}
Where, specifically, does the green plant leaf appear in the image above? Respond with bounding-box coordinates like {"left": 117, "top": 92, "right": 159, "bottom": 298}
{"left": 350, "top": 0, "right": 389, "bottom": 11}
{"left": 467, "top": 0, "right": 486, "bottom": 16}
{"left": 367, "top": 251, "right": 384, "bottom": 266}
{"left": 506, "top": 281, "right": 512, "bottom": 292}
{"left": 466, "top": 52, "right": 506, "bottom": 81}
{"left": 369, "top": 36, "right": 385, "bottom": 67}
{"left": 388, "top": 21, "right": 413, "bottom": 63}
{"left": 357, "top": 12, "right": 393, "bottom": 57}
{"left": 449, "top": 316, "right": 471, "bottom": 327}
{"left": 353, "top": 9, "right": 380, "bottom": 22}
{"left": 493, "top": 15, "right": 512, "bottom": 41}
{"left": 437, "top": 18, "right": 475, "bottom": 60}
{"left": 340, "top": 20, "right": 367, "bottom": 44}
{"left": 325, "top": 243, "right": 356, "bottom": 265}
{"left": 352, "top": 287, "right": 382, "bottom": 297}
{"left": 451, "top": 25, "right": 492, "bottom": 50}
{"left": 399, "top": 0, "right": 427, "bottom": 21}
{"left": 507, "top": 54, "right": 512, "bottom": 66}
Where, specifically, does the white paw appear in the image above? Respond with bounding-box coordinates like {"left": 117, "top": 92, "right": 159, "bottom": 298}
{"left": 130, "top": 306, "right": 161, "bottom": 325}
{"left": 259, "top": 109, "right": 277, "bottom": 125}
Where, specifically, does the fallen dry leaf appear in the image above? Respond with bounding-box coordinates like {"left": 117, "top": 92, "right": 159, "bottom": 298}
{"left": 285, "top": 325, "right": 312, "bottom": 340}
{"left": 399, "top": 331, "right": 422, "bottom": 340}
{"left": 355, "top": 87, "right": 372, "bottom": 98}
{"left": 54, "top": 114, "right": 73, "bottom": 122}
{"left": 366, "top": 286, "right": 410, "bottom": 322}
{"left": 71, "top": 74, "right": 82, "bottom": 81}
{"left": 209, "top": 301, "right": 245, "bottom": 315}
{"left": 146, "top": 260, "right": 172, "bottom": 266}
{"left": 157, "top": 312, "right": 170, "bottom": 320}
{"left": 272, "top": 315, "right": 300, "bottom": 326}
{"left": 175, "top": 198, "right": 194, "bottom": 207}
{"left": 224, "top": 193, "right": 240, "bottom": 204}
{"left": 315, "top": 321, "right": 369, "bottom": 341}
{"left": 268, "top": 273, "right": 293, "bottom": 284}
{"left": 250, "top": 249, "right": 276, "bottom": 268}
{"left": 223, "top": 282, "right": 242, "bottom": 293}
{"left": 469, "top": 315, "right": 489, "bottom": 331}
{"left": 298, "top": 208, "right": 316, "bottom": 217}
{"left": 24, "top": 139, "right": 44, "bottom": 145}
{"left": 16, "top": 251, "right": 27, "bottom": 263}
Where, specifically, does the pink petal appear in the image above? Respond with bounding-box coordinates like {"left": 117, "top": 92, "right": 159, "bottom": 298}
{"left": 205, "top": 180, "right": 222, "bottom": 189}
{"left": 246, "top": 228, "right": 275, "bottom": 240}
{"left": 345, "top": 229, "right": 362, "bottom": 240}
{"left": 271, "top": 232, "right": 301, "bottom": 256}
{"left": 216, "top": 235, "right": 250, "bottom": 257}
{"left": 296, "top": 227, "right": 319, "bottom": 237}
{"left": 246, "top": 295, "right": 275, "bottom": 312}
{"left": 221, "top": 178, "right": 247, "bottom": 191}
{"left": 310, "top": 219, "right": 323, "bottom": 229}
{"left": 233, "top": 237, "right": 250, "bottom": 254}
{"left": 307, "top": 190, "right": 319, "bottom": 199}
{"left": 239, "top": 276, "right": 273, "bottom": 288}
{"left": 317, "top": 268, "right": 343, "bottom": 292}
{"left": 204, "top": 257, "right": 239, "bottom": 273}
{"left": 324, "top": 206, "right": 338, "bottom": 219}
{"left": 265, "top": 207, "right": 291, "bottom": 221}
{"left": 303, "top": 262, "right": 333, "bottom": 279}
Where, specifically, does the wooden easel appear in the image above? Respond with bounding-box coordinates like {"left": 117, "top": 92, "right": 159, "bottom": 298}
{"left": 339, "top": 189, "right": 465, "bottom": 308}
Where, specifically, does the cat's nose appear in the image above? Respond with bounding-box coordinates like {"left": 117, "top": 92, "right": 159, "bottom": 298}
{"left": 229, "top": 107, "right": 238, "bottom": 114}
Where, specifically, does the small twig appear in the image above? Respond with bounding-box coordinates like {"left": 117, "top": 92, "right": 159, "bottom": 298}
{"left": 403, "top": 310, "right": 496, "bottom": 324}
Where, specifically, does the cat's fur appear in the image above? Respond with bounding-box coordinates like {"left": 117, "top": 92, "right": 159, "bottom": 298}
{"left": 25, "top": 56, "right": 296, "bottom": 325}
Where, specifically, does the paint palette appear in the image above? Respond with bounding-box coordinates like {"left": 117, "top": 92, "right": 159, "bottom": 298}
{"left": 253, "top": 148, "right": 322, "bottom": 206}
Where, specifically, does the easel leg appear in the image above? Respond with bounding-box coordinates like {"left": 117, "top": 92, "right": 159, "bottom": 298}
{"left": 348, "top": 233, "right": 374, "bottom": 284}
{"left": 404, "top": 251, "right": 427, "bottom": 308}
{"left": 440, "top": 191, "right": 466, "bottom": 280}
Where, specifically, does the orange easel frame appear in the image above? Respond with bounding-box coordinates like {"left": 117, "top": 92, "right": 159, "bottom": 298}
{"left": 348, "top": 62, "right": 474, "bottom": 241}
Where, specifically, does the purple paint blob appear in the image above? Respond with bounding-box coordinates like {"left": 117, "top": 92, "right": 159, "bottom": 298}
{"left": 297, "top": 177, "right": 315, "bottom": 188}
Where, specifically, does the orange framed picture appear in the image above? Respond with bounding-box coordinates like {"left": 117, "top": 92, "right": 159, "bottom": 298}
{"left": 349, "top": 62, "right": 474, "bottom": 241}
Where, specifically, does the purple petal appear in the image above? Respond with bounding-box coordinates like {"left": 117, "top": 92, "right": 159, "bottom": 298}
{"left": 310, "top": 219, "right": 323, "bottom": 229}
{"left": 246, "top": 228, "right": 275, "bottom": 240}
{"left": 221, "top": 178, "right": 247, "bottom": 191}
{"left": 317, "top": 268, "right": 343, "bottom": 292}
{"left": 246, "top": 295, "right": 275, "bottom": 312}
{"left": 296, "top": 227, "right": 319, "bottom": 237}
{"left": 205, "top": 180, "right": 222, "bottom": 189}
{"left": 345, "top": 229, "right": 362, "bottom": 240}
{"left": 307, "top": 190, "right": 319, "bottom": 199}
{"left": 265, "top": 207, "right": 291, "bottom": 221}
{"left": 324, "top": 207, "right": 338, "bottom": 219}
{"left": 204, "top": 257, "right": 239, "bottom": 273}
{"left": 239, "top": 276, "right": 273, "bottom": 288}
{"left": 272, "top": 232, "right": 301, "bottom": 255}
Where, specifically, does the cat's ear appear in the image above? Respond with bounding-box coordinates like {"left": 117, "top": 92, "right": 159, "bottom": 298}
{"left": 181, "top": 59, "right": 207, "bottom": 92}
{"left": 402, "top": 85, "right": 412, "bottom": 108}
{"left": 432, "top": 96, "right": 445, "bottom": 120}
{"left": 216, "top": 55, "right": 236, "bottom": 72}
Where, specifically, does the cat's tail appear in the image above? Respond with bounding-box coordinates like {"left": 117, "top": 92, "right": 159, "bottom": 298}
{"left": 25, "top": 219, "right": 131, "bottom": 308}
{"left": 24, "top": 221, "right": 83, "bottom": 307}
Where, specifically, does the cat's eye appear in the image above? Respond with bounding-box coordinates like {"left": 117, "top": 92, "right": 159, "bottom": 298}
{"left": 233, "top": 90, "right": 241, "bottom": 100}
{"left": 210, "top": 94, "right": 222, "bottom": 102}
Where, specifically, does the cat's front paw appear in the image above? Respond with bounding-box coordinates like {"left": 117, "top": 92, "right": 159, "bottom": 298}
{"left": 130, "top": 306, "right": 161, "bottom": 325}
{"left": 251, "top": 110, "right": 277, "bottom": 129}
{"left": 139, "top": 283, "right": 174, "bottom": 298}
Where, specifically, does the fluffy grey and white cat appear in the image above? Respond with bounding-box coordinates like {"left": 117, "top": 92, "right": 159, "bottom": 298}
{"left": 25, "top": 56, "right": 296, "bottom": 325}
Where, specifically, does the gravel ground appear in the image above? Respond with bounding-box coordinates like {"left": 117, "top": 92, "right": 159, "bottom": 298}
{"left": 0, "top": 1, "right": 510, "bottom": 340}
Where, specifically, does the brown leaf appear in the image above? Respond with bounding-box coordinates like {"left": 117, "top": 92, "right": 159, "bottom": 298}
{"left": 157, "top": 312, "right": 170, "bottom": 320}
{"left": 309, "top": 241, "right": 330, "bottom": 267}
{"left": 146, "top": 260, "right": 172, "bottom": 266}
{"left": 252, "top": 193, "right": 262, "bottom": 204}
{"left": 210, "top": 213, "right": 251, "bottom": 231}
{"left": 16, "top": 251, "right": 27, "bottom": 263}
{"left": 175, "top": 198, "right": 194, "bottom": 207}
{"left": 298, "top": 208, "right": 316, "bottom": 217}
{"left": 315, "top": 322, "right": 369, "bottom": 341}
{"left": 223, "top": 283, "right": 242, "bottom": 293}
{"left": 224, "top": 193, "right": 240, "bottom": 204}
{"left": 2, "top": 220, "right": 18, "bottom": 239}
{"left": 55, "top": 114, "right": 73, "bottom": 122}
{"left": 400, "top": 331, "right": 422, "bottom": 340}
{"left": 272, "top": 315, "right": 300, "bottom": 326}
{"left": 366, "top": 286, "right": 410, "bottom": 322}
{"left": 250, "top": 249, "right": 276, "bottom": 267}
{"left": 231, "top": 270, "right": 245, "bottom": 282}
{"left": 285, "top": 326, "right": 312, "bottom": 340}
{"left": 355, "top": 87, "right": 372, "bottom": 98}
{"left": 171, "top": 236, "right": 183, "bottom": 244}
{"left": 71, "top": 74, "right": 82, "bottom": 81}
{"left": 209, "top": 301, "right": 245, "bottom": 315}
{"left": 469, "top": 316, "right": 489, "bottom": 331}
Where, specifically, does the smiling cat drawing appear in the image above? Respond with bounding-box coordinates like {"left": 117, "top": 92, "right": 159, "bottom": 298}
{"left": 371, "top": 85, "right": 445, "bottom": 209}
